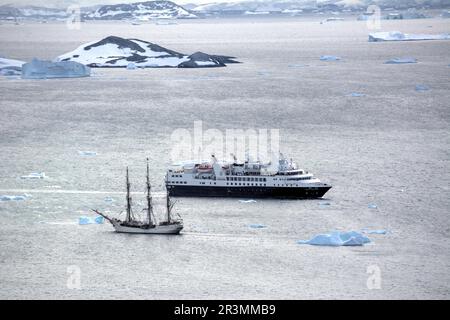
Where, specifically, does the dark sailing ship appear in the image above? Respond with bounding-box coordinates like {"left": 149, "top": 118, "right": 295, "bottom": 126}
{"left": 93, "top": 159, "right": 183, "bottom": 234}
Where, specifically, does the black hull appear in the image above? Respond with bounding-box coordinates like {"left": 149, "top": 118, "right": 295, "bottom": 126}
{"left": 167, "top": 185, "right": 331, "bottom": 199}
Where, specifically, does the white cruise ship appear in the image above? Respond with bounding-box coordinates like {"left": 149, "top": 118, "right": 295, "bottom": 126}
{"left": 165, "top": 153, "right": 331, "bottom": 199}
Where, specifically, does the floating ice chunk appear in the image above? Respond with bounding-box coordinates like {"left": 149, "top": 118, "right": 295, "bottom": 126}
{"left": 22, "top": 58, "right": 90, "bottom": 79}
{"left": 384, "top": 57, "right": 417, "bottom": 64}
{"left": 1, "top": 68, "right": 21, "bottom": 76}
{"left": 320, "top": 17, "right": 344, "bottom": 24}
{"left": 78, "top": 151, "right": 97, "bottom": 156}
{"left": 104, "top": 197, "right": 115, "bottom": 203}
{"left": 347, "top": 92, "right": 365, "bottom": 97}
{"left": 369, "top": 31, "right": 450, "bottom": 42}
{"left": 0, "top": 57, "right": 25, "bottom": 76}
{"left": 0, "top": 194, "right": 29, "bottom": 201}
{"left": 126, "top": 62, "right": 137, "bottom": 70}
{"left": 298, "top": 232, "right": 343, "bottom": 246}
{"left": 78, "top": 216, "right": 104, "bottom": 225}
{"left": 320, "top": 55, "right": 341, "bottom": 61}
{"left": 20, "top": 172, "right": 46, "bottom": 180}
{"left": 368, "top": 203, "right": 378, "bottom": 209}
{"left": 239, "top": 199, "right": 257, "bottom": 203}
{"left": 248, "top": 224, "right": 267, "bottom": 229}
{"left": 94, "top": 216, "right": 104, "bottom": 224}
{"left": 257, "top": 70, "right": 271, "bottom": 76}
{"left": 363, "top": 229, "right": 387, "bottom": 235}
{"left": 288, "top": 64, "right": 308, "bottom": 68}
{"left": 415, "top": 84, "right": 430, "bottom": 92}
{"left": 318, "top": 202, "right": 331, "bottom": 206}
{"left": 298, "top": 231, "right": 371, "bottom": 247}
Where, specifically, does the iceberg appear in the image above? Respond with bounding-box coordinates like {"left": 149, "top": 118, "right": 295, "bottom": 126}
{"left": 0, "top": 57, "right": 25, "bottom": 76}
{"left": 384, "top": 57, "right": 417, "bottom": 64}
{"left": 126, "top": 62, "right": 137, "bottom": 70}
{"left": 347, "top": 92, "right": 365, "bottom": 97}
{"left": 320, "top": 17, "right": 344, "bottom": 24}
{"left": 20, "top": 172, "right": 46, "bottom": 179}
{"left": 369, "top": 31, "right": 450, "bottom": 42}
{"left": 415, "top": 84, "right": 430, "bottom": 92}
{"left": 320, "top": 55, "right": 341, "bottom": 61}
{"left": 22, "top": 58, "right": 90, "bottom": 79}
{"left": 0, "top": 194, "right": 29, "bottom": 201}
{"left": 104, "top": 197, "right": 115, "bottom": 203}
{"left": 298, "top": 231, "right": 371, "bottom": 247}
{"left": 78, "top": 215, "right": 104, "bottom": 225}
{"left": 368, "top": 203, "right": 378, "bottom": 209}
{"left": 78, "top": 151, "right": 97, "bottom": 156}
{"left": 248, "top": 224, "right": 267, "bottom": 229}
{"left": 362, "top": 229, "right": 387, "bottom": 235}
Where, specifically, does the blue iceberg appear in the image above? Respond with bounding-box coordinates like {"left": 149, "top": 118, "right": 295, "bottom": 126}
{"left": 298, "top": 231, "right": 371, "bottom": 247}
{"left": 22, "top": 58, "right": 90, "bottom": 79}
{"left": 126, "top": 62, "right": 137, "bottom": 70}
{"left": 78, "top": 215, "right": 104, "bottom": 225}
{"left": 248, "top": 224, "right": 267, "bottom": 229}
{"left": 320, "top": 55, "right": 341, "bottom": 61}
{"left": 415, "top": 84, "right": 430, "bottom": 92}
{"left": 0, "top": 194, "right": 30, "bottom": 201}
{"left": 362, "top": 229, "right": 388, "bottom": 235}
{"left": 347, "top": 92, "right": 365, "bottom": 97}
{"left": 20, "top": 172, "right": 46, "bottom": 180}
{"left": 78, "top": 151, "right": 97, "bottom": 156}
{"left": 385, "top": 57, "right": 417, "bottom": 64}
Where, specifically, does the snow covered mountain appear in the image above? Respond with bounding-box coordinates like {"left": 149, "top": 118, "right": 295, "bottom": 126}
{"left": 57, "top": 36, "right": 239, "bottom": 68}
{"left": 85, "top": 1, "right": 197, "bottom": 20}
{"left": 190, "top": 0, "right": 450, "bottom": 16}
{"left": 0, "top": 5, "right": 68, "bottom": 20}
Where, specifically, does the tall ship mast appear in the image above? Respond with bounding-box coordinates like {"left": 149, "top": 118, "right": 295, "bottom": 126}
{"left": 165, "top": 152, "right": 332, "bottom": 199}
{"left": 93, "top": 159, "right": 183, "bottom": 235}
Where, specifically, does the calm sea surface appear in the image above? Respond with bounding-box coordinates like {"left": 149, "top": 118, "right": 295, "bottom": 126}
{"left": 0, "top": 17, "right": 449, "bottom": 299}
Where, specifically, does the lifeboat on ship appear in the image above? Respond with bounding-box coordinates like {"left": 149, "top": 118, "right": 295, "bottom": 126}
{"left": 196, "top": 163, "right": 213, "bottom": 173}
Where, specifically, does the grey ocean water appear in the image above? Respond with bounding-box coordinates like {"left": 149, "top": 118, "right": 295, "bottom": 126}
{"left": 0, "top": 17, "right": 449, "bottom": 299}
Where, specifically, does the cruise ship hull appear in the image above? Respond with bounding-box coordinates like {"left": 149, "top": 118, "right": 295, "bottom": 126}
{"left": 167, "top": 185, "right": 331, "bottom": 199}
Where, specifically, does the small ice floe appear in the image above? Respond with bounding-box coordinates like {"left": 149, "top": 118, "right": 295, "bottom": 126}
{"left": 362, "top": 229, "right": 388, "bottom": 235}
{"left": 0, "top": 194, "right": 30, "bottom": 201}
{"left": 20, "top": 172, "right": 46, "bottom": 180}
{"left": 347, "top": 92, "right": 365, "bottom": 97}
{"left": 239, "top": 199, "right": 257, "bottom": 203}
{"left": 288, "top": 64, "right": 309, "bottom": 68}
{"left": 368, "top": 203, "right": 378, "bottom": 209}
{"left": 320, "top": 55, "right": 341, "bottom": 61}
{"left": 78, "top": 216, "right": 104, "bottom": 225}
{"left": 384, "top": 57, "right": 417, "bottom": 64}
{"left": 248, "top": 224, "right": 267, "bottom": 229}
{"left": 78, "top": 151, "right": 97, "bottom": 156}
{"left": 0, "top": 57, "right": 25, "bottom": 76}
{"left": 257, "top": 70, "right": 271, "bottom": 76}
{"left": 126, "top": 62, "right": 137, "bottom": 70}
{"left": 320, "top": 17, "right": 344, "bottom": 24}
{"left": 104, "top": 197, "right": 115, "bottom": 203}
{"left": 369, "top": 31, "right": 450, "bottom": 42}
{"left": 415, "top": 84, "right": 430, "bottom": 92}
{"left": 318, "top": 201, "right": 331, "bottom": 206}
{"left": 298, "top": 231, "right": 371, "bottom": 247}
